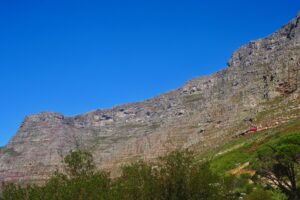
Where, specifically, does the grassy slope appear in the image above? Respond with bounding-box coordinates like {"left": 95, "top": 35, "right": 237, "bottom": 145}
{"left": 200, "top": 116, "right": 300, "bottom": 175}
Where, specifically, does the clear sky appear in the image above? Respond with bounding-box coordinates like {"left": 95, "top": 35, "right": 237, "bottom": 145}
{"left": 0, "top": 0, "right": 299, "bottom": 146}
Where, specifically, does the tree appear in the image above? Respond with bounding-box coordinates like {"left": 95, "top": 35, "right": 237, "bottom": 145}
{"left": 0, "top": 183, "right": 25, "bottom": 200}
{"left": 244, "top": 188, "right": 274, "bottom": 200}
{"left": 157, "top": 150, "right": 237, "bottom": 200}
{"left": 64, "top": 150, "right": 95, "bottom": 177}
{"left": 113, "top": 161, "right": 161, "bottom": 200}
{"left": 158, "top": 150, "right": 194, "bottom": 200}
{"left": 257, "top": 132, "right": 300, "bottom": 200}
{"left": 44, "top": 151, "right": 111, "bottom": 200}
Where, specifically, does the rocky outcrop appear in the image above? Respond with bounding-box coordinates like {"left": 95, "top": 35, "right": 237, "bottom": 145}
{"left": 1, "top": 14, "right": 300, "bottom": 183}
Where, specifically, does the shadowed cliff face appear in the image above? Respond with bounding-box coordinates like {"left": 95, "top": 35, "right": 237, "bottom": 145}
{"left": 0, "top": 14, "right": 300, "bottom": 183}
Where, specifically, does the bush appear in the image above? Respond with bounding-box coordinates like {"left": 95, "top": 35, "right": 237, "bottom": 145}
{"left": 244, "top": 188, "right": 274, "bottom": 200}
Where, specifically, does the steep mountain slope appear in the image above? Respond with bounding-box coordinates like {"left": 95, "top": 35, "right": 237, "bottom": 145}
{"left": 0, "top": 14, "right": 300, "bottom": 184}
{"left": 208, "top": 115, "right": 300, "bottom": 178}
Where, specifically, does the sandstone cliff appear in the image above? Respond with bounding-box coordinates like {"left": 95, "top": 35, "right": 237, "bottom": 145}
{"left": 1, "top": 14, "right": 300, "bottom": 183}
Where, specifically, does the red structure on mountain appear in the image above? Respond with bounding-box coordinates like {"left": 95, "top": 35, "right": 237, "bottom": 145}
{"left": 249, "top": 125, "right": 257, "bottom": 132}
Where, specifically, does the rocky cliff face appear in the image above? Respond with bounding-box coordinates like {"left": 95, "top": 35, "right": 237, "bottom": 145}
{"left": 1, "top": 14, "right": 300, "bottom": 183}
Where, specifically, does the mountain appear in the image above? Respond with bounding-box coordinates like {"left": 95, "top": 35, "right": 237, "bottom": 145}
{"left": 0, "top": 13, "right": 300, "bottom": 184}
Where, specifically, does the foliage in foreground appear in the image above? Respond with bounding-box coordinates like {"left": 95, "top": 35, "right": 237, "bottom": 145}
{"left": 3, "top": 131, "right": 300, "bottom": 199}
{"left": 256, "top": 132, "right": 300, "bottom": 200}
{"left": 0, "top": 150, "right": 238, "bottom": 200}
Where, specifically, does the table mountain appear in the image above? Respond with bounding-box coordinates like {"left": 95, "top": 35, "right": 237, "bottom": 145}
{"left": 1, "top": 13, "right": 300, "bottom": 184}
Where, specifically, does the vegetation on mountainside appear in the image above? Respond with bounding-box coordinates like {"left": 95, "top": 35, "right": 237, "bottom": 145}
{"left": 0, "top": 150, "right": 238, "bottom": 200}
{"left": 256, "top": 133, "right": 300, "bottom": 199}
{"left": 207, "top": 118, "right": 300, "bottom": 200}
{"left": 2, "top": 119, "right": 300, "bottom": 200}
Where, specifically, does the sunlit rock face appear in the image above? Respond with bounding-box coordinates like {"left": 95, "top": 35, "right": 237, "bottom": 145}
{"left": 0, "top": 14, "right": 300, "bottom": 183}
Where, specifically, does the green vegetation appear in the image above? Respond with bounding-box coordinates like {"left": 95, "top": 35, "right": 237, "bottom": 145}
{"left": 207, "top": 119, "right": 300, "bottom": 200}
{"left": 2, "top": 119, "right": 300, "bottom": 199}
{"left": 256, "top": 133, "right": 300, "bottom": 199}
{"left": 64, "top": 150, "right": 95, "bottom": 177}
{"left": 0, "top": 150, "right": 237, "bottom": 200}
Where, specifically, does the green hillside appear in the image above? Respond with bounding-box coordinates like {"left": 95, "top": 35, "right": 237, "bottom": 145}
{"left": 209, "top": 117, "right": 300, "bottom": 174}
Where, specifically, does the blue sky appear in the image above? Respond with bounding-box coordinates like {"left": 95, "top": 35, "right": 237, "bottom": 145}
{"left": 0, "top": 0, "right": 299, "bottom": 146}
